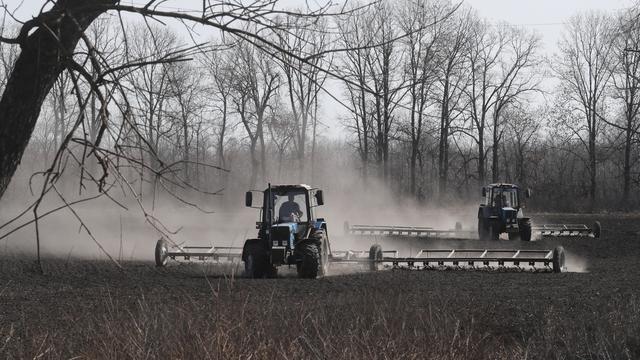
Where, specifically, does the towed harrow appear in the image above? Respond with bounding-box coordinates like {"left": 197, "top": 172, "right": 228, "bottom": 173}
{"left": 358, "top": 245, "right": 567, "bottom": 273}
{"left": 344, "top": 221, "right": 601, "bottom": 240}
{"left": 154, "top": 239, "right": 242, "bottom": 267}
{"left": 155, "top": 239, "right": 567, "bottom": 273}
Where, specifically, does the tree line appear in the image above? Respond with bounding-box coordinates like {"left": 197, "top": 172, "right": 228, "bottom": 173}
{"left": 1, "top": 0, "right": 640, "bottom": 211}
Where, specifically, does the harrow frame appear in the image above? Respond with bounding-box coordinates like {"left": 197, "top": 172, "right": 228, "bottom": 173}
{"left": 329, "top": 245, "right": 567, "bottom": 273}
{"left": 344, "top": 221, "right": 601, "bottom": 240}
{"left": 154, "top": 241, "right": 567, "bottom": 274}
{"left": 155, "top": 239, "right": 242, "bottom": 266}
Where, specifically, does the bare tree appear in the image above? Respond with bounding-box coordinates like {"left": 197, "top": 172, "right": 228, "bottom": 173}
{"left": 336, "top": 6, "right": 373, "bottom": 184}
{"left": 276, "top": 14, "right": 330, "bottom": 178}
{"left": 436, "top": 10, "right": 472, "bottom": 195}
{"left": 166, "top": 61, "right": 206, "bottom": 183}
{"left": 503, "top": 105, "right": 541, "bottom": 186}
{"left": 554, "top": 12, "right": 616, "bottom": 203}
{"left": 489, "top": 26, "right": 541, "bottom": 182}
{"left": 397, "top": 0, "right": 447, "bottom": 196}
{"left": 202, "top": 50, "right": 235, "bottom": 169}
{"left": 231, "top": 39, "right": 280, "bottom": 188}
{"left": 611, "top": 6, "right": 640, "bottom": 203}
{"left": 366, "top": 1, "right": 406, "bottom": 182}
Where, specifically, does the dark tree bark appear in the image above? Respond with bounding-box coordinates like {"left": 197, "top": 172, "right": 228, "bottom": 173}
{"left": 0, "top": 0, "right": 115, "bottom": 199}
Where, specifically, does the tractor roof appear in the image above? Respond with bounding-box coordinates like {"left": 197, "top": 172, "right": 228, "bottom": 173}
{"left": 486, "top": 183, "right": 521, "bottom": 189}
{"left": 265, "top": 184, "right": 313, "bottom": 192}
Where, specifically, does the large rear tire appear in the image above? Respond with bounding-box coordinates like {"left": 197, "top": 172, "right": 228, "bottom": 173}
{"left": 155, "top": 239, "right": 169, "bottom": 267}
{"left": 244, "top": 243, "right": 269, "bottom": 278}
{"left": 489, "top": 220, "right": 500, "bottom": 241}
{"left": 478, "top": 219, "right": 489, "bottom": 241}
{"left": 552, "top": 246, "right": 566, "bottom": 273}
{"left": 296, "top": 242, "right": 320, "bottom": 279}
{"left": 369, "top": 244, "right": 383, "bottom": 271}
{"left": 311, "top": 229, "right": 329, "bottom": 277}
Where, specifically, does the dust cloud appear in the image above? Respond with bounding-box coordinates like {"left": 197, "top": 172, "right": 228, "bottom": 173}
{"left": 0, "top": 155, "right": 488, "bottom": 264}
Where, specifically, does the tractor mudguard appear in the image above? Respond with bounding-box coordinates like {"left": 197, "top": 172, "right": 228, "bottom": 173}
{"left": 242, "top": 238, "right": 264, "bottom": 261}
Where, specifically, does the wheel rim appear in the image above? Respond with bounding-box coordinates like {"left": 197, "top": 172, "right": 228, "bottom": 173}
{"left": 160, "top": 245, "right": 167, "bottom": 264}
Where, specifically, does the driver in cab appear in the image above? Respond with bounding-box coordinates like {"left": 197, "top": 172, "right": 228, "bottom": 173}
{"left": 279, "top": 194, "right": 303, "bottom": 222}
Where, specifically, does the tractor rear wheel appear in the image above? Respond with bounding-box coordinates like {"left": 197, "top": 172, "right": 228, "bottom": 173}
{"left": 478, "top": 219, "right": 489, "bottom": 241}
{"left": 244, "top": 243, "right": 269, "bottom": 278}
{"left": 296, "top": 242, "right": 320, "bottom": 279}
{"left": 311, "top": 229, "right": 329, "bottom": 277}
{"left": 488, "top": 220, "right": 500, "bottom": 241}
{"left": 155, "top": 239, "right": 169, "bottom": 267}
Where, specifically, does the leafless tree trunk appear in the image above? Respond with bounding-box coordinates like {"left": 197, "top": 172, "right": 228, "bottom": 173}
{"left": 0, "top": 0, "right": 116, "bottom": 199}
{"left": 437, "top": 11, "right": 471, "bottom": 195}
{"left": 398, "top": 0, "right": 446, "bottom": 196}
{"left": 277, "top": 15, "right": 329, "bottom": 179}
{"left": 231, "top": 39, "right": 280, "bottom": 188}
{"left": 554, "top": 12, "right": 616, "bottom": 203}
{"left": 612, "top": 8, "right": 640, "bottom": 204}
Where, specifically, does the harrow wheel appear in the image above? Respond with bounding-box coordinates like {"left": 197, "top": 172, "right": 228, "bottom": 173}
{"left": 593, "top": 221, "right": 601, "bottom": 238}
{"left": 369, "top": 244, "right": 383, "bottom": 271}
{"left": 155, "top": 239, "right": 169, "bottom": 267}
{"left": 552, "top": 246, "right": 566, "bottom": 273}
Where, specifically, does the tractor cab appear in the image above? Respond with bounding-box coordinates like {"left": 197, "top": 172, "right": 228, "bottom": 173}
{"left": 478, "top": 183, "right": 532, "bottom": 241}
{"left": 243, "top": 184, "right": 329, "bottom": 278}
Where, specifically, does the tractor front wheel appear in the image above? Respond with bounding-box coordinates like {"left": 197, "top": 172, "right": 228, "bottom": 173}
{"left": 519, "top": 220, "right": 532, "bottom": 242}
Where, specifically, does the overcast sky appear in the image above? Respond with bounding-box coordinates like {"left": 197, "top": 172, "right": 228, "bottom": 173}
{"left": 465, "top": 0, "right": 634, "bottom": 54}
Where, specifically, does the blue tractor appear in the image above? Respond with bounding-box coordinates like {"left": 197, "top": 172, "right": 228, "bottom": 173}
{"left": 242, "top": 184, "right": 330, "bottom": 278}
{"left": 478, "top": 183, "right": 532, "bottom": 241}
